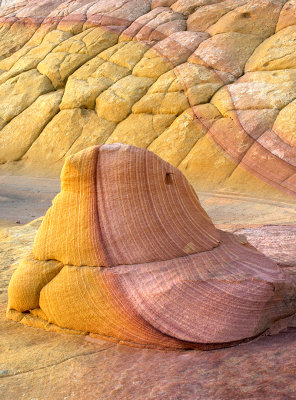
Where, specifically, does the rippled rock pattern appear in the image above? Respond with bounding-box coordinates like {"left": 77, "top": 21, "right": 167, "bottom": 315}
{"left": 6, "top": 144, "right": 296, "bottom": 349}
{"left": 0, "top": 0, "right": 295, "bottom": 200}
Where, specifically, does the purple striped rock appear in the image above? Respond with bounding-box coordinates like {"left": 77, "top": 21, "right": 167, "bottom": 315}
{"left": 7, "top": 144, "right": 296, "bottom": 349}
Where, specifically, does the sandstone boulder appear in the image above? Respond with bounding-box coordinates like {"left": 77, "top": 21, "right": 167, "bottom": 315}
{"left": 7, "top": 144, "right": 296, "bottom": 349}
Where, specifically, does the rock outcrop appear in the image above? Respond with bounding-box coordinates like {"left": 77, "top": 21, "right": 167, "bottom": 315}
{"left": 7, "top": 144, "right": 296, "bottom": 349}
{"left": 1, "top": 188, "right": 296, "bottom": 399}
{"left": 0, "top": 0, "right": 295, "bottom": 201}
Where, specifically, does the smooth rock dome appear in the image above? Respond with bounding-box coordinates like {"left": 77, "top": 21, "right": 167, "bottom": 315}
{"left": 0, "top": 0, "right": 295, "bottom": 201}
{"left": 7, "top": 144, "right": 296, "bottom": 349}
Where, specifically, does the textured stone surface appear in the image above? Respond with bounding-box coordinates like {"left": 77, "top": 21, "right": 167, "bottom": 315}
{"left": 0, "top": 90, "right": 63, "bottom": 163}
{"left": 189, "top": 32, "right": 262, "bottom": 78}
{"left": 236, "top": 225, "right": 296, "bottom": 268}
{"left": 0, "top": 0, "right": 295, "bottom": 202}
{"left": 1, "top": 181, "right": 296, "bottom": 399}
{"left": 6, "top": 144, "right": 296, "bottom": 351}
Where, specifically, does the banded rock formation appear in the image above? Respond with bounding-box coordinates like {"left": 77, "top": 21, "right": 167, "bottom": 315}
{"left": 0, "top": 0, "right": 295, "bottom": 200}
{"left": 7, "top": 144, "right": 296, "bottom": 349}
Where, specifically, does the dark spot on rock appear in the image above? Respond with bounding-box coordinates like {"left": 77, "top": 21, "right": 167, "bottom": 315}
{"left": 241, "top": 12, "right": 251, "bottom": 18}
{"left": 165, "top": 172, "right": 173, "bottom": 185}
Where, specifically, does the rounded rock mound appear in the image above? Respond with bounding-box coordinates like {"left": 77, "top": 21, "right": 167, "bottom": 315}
{"left": 7, "top": 144, "right": 296, "bottom": 349}
{"left": 0, "top": 0, "right": 295, "bottom": 200}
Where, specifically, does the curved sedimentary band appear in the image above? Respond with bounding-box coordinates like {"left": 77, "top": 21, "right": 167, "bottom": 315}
{"left": 32, "top": 145, "right": 220, "bottom": 267}
{"left": 7, "top": 231, "right": 296, "bottom": 350}
{"left": 0, "top": 1, "right": 295, "bottom": 200}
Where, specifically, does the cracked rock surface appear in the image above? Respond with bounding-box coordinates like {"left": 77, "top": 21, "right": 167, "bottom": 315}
{"left": 0, "top": 0, "right": 295, "bottom": 201}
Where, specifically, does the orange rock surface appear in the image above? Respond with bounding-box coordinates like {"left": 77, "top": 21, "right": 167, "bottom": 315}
{"left": 7, "top": 144, "right": 296, "bottom": 349}
{"left": 1, "top": 175, "right": 296, "bottom": 399}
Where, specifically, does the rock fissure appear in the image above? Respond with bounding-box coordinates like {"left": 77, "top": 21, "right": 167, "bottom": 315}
{"left": 0, "top": 346, "right": 115, "bottom": 379}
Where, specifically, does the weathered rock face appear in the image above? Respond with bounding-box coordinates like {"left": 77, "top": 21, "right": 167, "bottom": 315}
{"left": 0, "top": 0, "right": 295, "bottom": 201}
{"left": 1, "top": 180, "right": 296, "bottom": 398}
{"left": 0, "top": 0, "right": 296, "bottom": 199}
{"left": 7, "top": 144, "right": 296, "bottom": 349}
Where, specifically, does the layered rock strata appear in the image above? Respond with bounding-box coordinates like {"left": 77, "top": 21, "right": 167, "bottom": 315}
{"left": 0, "top": 0, "right": 295, "bottom": 200}
{"left": 7, "top": 144, "right": 296, "bottom": 349}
